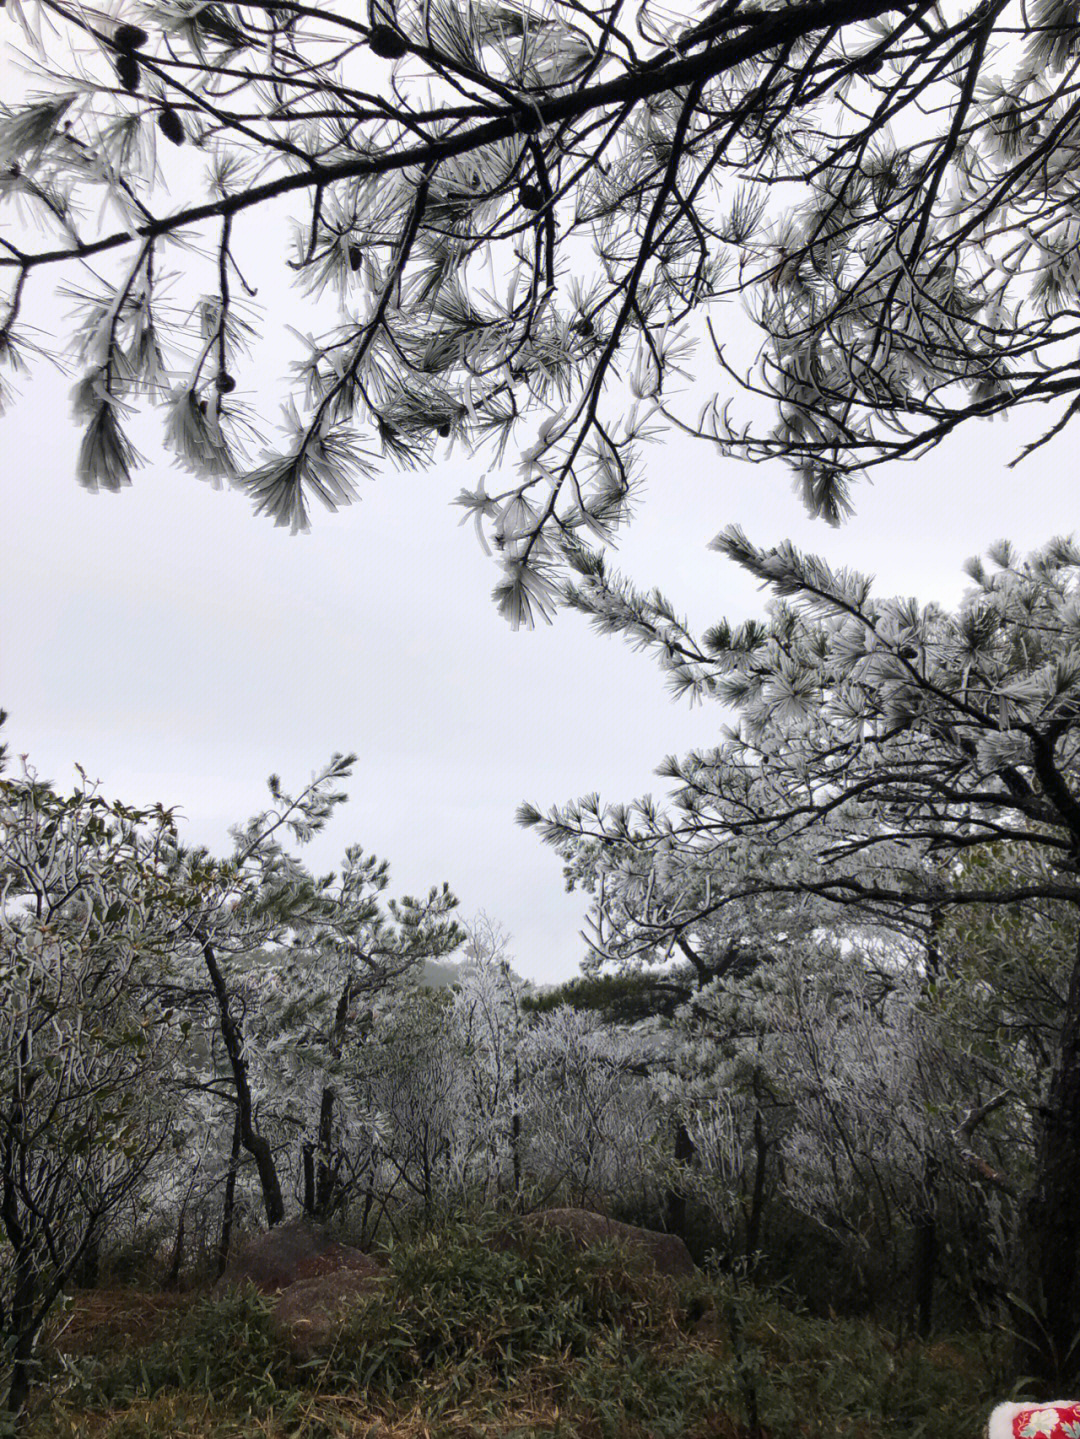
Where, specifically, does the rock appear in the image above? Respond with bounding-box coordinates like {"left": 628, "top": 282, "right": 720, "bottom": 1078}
{"left": 272, "top": 1267, "right": 385, "bottom": 1359}
{"left": 216, "top": 1217, "right": 383, "bottom": 1296}
{"left": 516, "top": 1207, "right": 696, "bottom": 1280}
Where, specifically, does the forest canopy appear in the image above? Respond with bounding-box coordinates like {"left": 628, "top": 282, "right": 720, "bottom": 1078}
{"left": 4, "top": 0, "right": 1080, "bottom": 619}
{"left": 525, "top": 532, "right": 1080, "bottom": 1387}
{"left": 0, "top": 725, "right": 1056, "bottom": 1423}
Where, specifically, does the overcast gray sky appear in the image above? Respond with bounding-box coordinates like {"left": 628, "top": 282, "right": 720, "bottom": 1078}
{"left": 3, "top": 320, "right": 1075, "bottom": 986}
{"left": 4, "top": 17, "right": 1077, "bottom": 986}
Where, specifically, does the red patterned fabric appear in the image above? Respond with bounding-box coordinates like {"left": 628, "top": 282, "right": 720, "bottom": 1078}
{"left": 988, "top": 1402, "right": 1080, "bottom": 1439}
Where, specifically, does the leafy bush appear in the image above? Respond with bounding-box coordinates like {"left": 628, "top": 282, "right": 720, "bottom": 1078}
{"left": 711, "top": 1272, "right": 1002, "bottom": 1438}
{"left": 30, "top": 1218, "right": 1010, "bottom": 1439}
{"left": 48, "top": 1286, "right": 291, "bottom": 1413}
{"left": 329, "top": 1216, "right": 671, "bottom": 1395}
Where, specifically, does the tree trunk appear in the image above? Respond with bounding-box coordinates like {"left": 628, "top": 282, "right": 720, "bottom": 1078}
{"left": 3, "top": 1249, "right": 38, "bottom": 1427}
{"left": 200, "top": 934, "right": 285, "bottom": 1227}
{"left": 5, "top": 1335, "right": 34, "bottom": 1430}
{"left": 912, "top": 1156, "right": 938, "bottom": 1339}
{"left": 164, "top": 1211, "right": 185, "bottom": 1290}
{"left": 665, "top": 1120, "right": 696, "bottom": 1238}
{"left": 511, "top": 1103, "right": 522, "bottom": 1206}
{"left": 302, "top": 1142, "right": 315, "bottom": 1217}
{"left": 725, "top": 1282, "right": 763, "bottom": 1439}
{"left": 314, "top": 1086, "right": 336, "bottom": 1218}
{"left": 74, "top": 1235, "right": 100, "bottom": 1290}
{"left": 312, "top": 979, "right": 352, "bottom": 1220}
{"left": 359, "top": 1160, "right": 378, "bottom": 1247}
{"left": 1013, "top": 920, "right": 1080, "bottom": 1389}
{"left": 912, "top": 925, "right": 941, "bottom": 1340}
{"left": 2, "top": 1042, "right": 38, "bottom": 1427}
{"left": 216, "top": 1108, "right": 243, "bottom": 1278}
{"left": 421, "top": 1144, "right": 433, "bottom": 1217}
{"left": 744, "top": 1106, "right": 769, "bottom": 1273}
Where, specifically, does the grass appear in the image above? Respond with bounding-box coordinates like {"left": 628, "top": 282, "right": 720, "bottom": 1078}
{"left": 24, "top": 1219, "right": 1007, "bottom": 1439}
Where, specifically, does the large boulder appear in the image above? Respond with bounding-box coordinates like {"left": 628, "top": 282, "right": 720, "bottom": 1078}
{"left": 516, "top": 1208, "right": 696, "bottom": 1280}
{"left": 272, "top": 1267, "right": 385, "bottom": 1360}
{"left": 216, "top": 1217, "right": 383, "bottom": 1296}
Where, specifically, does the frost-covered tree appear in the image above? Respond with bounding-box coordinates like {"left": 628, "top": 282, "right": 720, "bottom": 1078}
{"left": 451, "top": 916, "right": 529, "bottom": 1201}
{"left": 519, "top": 1003, "right": 655, "bottom": 1206}
{"left": 363, "top": 985, "right": 472, "bottom": 1216}
{"left": 250, "top": 849, "right": 464, "bottom": 1221}
{"left": 0, "top": 745, "right": 465, "bottom": 1300}
{"left": 0, "top": 753, "right": 184, "bottom": 1421}
{"left": 154, "top": 760, "right": 463, "bottom": 1236}
{"left": 935, "top": 844, "right": 1074, "bottom": 1113}
{"left": 162, "top": 753, "right": 360, "bottom": 1227}
{"left": 525, "top": 533, "right": 1080, "bottom": 1385}
{"left": 544, "top": 803, "right": 838, "bottom": 990}
{"left": 692, "top": 939, "right": 980, "bottom": 1305}
{"left": 7, "top": 1, "right": 1080, "bottom": 618}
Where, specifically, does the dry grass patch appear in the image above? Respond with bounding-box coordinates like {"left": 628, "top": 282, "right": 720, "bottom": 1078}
{"left": 46, "top": 1288, "right": 206, "bottom": 1358}
{"left": 20, "top": 1223, "right": 1009, "bottom": 1439}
